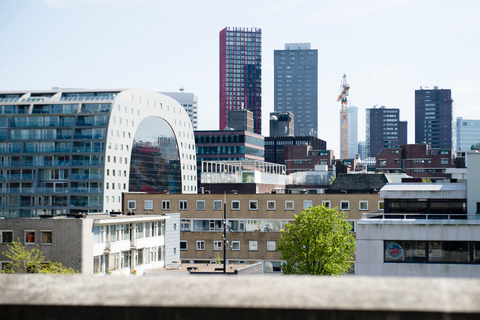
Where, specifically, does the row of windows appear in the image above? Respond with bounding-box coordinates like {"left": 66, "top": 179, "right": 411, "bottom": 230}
{"left": 93, "top": 221, "right": 164, "bottom": 243}
{"left": 385, "top": 241, "right": 480, "bottom": 264}
{"left": 183, "top": 240, "right": 276, "bottom": 252}
{"left": 0, "top": 230, "right": 51, "bottom": 245}
{"left": 128, "top": 200, "right": 385, "bottom": 212}
{"left": 93, "top": 246, "right": 163, "bottom": 274}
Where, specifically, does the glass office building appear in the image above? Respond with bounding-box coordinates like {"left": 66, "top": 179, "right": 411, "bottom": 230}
{"left": 219, "top": 27, "right": 262, "bottom": 134}
{"left": 0, "top": 88, "right": 196, "bottom": 218}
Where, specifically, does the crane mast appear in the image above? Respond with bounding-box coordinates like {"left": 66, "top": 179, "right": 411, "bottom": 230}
{"left": 337, "top": 74, "right": 350, "bottom": 160}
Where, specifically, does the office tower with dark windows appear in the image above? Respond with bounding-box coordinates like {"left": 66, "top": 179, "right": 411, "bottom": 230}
{"left": 0, "top": 88, "right": 196, "bottom": 218}
{"left": 415, "top": 87, "right": 455, "bottom": 150}
{"left": 274, "top": 43, "right": 318, "bottom": 137}
{"left": 366, "top": 106, "right": 407, "bottom": 158}
{"left": 219, "top": 27, "right": 262, "bottom": 134}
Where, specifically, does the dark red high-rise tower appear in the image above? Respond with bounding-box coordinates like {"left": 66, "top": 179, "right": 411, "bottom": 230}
{"left": 219, "top": 27, "right": 262, "bottom": 134}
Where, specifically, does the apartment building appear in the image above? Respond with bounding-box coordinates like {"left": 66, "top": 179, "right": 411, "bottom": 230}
{"left": 122, "top": 193, "right": 382, "bottom": 272}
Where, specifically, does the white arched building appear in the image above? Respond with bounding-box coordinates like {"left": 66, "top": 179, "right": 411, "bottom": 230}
{"left": 0, "top": 88, "right": 196, "bottom": 217}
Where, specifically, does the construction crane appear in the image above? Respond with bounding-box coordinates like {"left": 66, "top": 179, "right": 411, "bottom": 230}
{"left": 337, "top": 74, "right": 350, "bottom": 160}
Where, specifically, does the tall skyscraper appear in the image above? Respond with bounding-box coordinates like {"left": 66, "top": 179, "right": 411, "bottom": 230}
{"left": 161, "top": 90, "right": 198, "bottom": 130}
{"left": 274, "top": 43, "right": 318, "bottom": 137}
{"left": 219, "top": 27, "right": 262, "bottom": 134}
{"left": 366, "top": 106, "right": 407, "bottom": 158}
{"left": 456, "top": 117, "right": 480, "bottom": 151}
{"left": 415, "top": 87, "right": 455, "bottom": 150}
{"left": 339, "top": 106, "right": 358, "bottom": 158}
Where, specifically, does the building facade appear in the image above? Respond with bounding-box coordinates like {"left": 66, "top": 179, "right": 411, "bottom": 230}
{"left": 366, "top": 106, "right": 407, "bottom": 158}
{"left": 227, "top": 110, "right": 254, "bottom": 132}
{"left": 274, "top": 43, "right": 318, "bottom": 137}
{"left": 456, "top": 117, "right": 480, "bottom": 151}
{"left": 269, "top": 112, "right": 294, "bottom": 137}
{"left": 123, "top": 193, "right": 382, "bottom": 272}
{"left": 415, "top": 87, "right": 455, "bottom": 150}
{"left": 194, "top": 130, "right": 264, "bottom": 163}
{"left": 0, "top": 89, "right": 196, "bottom": 218}
{"left": 375, "top": 143, "right": 454, "bottom": 179}
{"left": 219, "top": 27, "right": 262, "bottom": 134}
{"left": 340, "top": 106, "right": 358, "bottom": 159}
{"left": 264, "top": 136, "right": 327, "bottom": 166}
{"left": 0, "top": 213, "right": 180, "bottom": 275}
{"left": 161, "top": 91, "right": 198, "bottom": 130}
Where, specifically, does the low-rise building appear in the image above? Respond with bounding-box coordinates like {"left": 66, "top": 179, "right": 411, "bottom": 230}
{"left": 122, "top": 193, "right": 382, "bottom": 272}
{"left": 0, "top": 213, "right": 180, "bottom": 275}
{"left": 375, "top": 143, "right": 454, "bottom": 180}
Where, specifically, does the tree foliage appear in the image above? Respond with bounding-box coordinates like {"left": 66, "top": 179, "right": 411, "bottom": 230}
{"left": 2, "top": 240, "right": 77, "bottom": 274}
{"left": 277, "top": 205, "right": 355, "bottom": 275}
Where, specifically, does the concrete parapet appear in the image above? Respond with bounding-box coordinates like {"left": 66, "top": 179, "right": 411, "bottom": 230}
{"left": 1, "top": 275, "right": 479, "bottom": 319}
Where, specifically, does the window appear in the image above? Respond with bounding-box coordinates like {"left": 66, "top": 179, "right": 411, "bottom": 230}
{"left": 285, "top": 200, "right": 294, "bottom": 210}
{"left": 41, "top": 231, "right": 52, "bottom": 244}
{"left": 231, "top": 241, "right": 240, "bottom": 250}
{"left": 144, "top": 200, "right": 153, "bottom": 210}
{"left": 264, "top": 200, "right": 275, "bottom": 210}
{"left": 0, "top": 231, "right": 13, "bottom": 244}
{"left": 378, "top": 201, "right": 385, "bottom": 211}
{"left": 303, "top": 200, "right": 313, "bottom": 210}
{"left": 180, "top": 240, "right": 187, "bottom": 250}
{"left": 322, "top": 201, "right": 331, "bottom": 208}
{"left": 347, "top": 221, "right": 356, "bottom": 233}
{"left": 25, "top": 231, "right": 35, "bottom": 244}
{"left": 267, "top": 241, "right": 276, "bottom": 251}
{"left": 213, "top": 200, "right": 222, "bottom": 210}
{"left": 179, "top": 200, "right": 188, "bottom": 210}
{"left": 162, "top": 200, "right": 170, "bottom": 210}
{"left": 214, "top": 241, "right": 222, "bottom": 251}
{"left": 128, "top": 200, "right": 136, "bottom": 210}
{"left": 359, "top": 201, "right": 368, "bottom": 211}
{"left": 249, "top": 241, "right": 258, "bottom": 251}
{"left": 231, "top": 200, "right": 240, "bottom": 210}
{"left": 340, "top": 201, "right": 350, "bottom": 211}
{"left": 196, "top": 240, "right": 205, "bottom": 250}
{"left": 196, "top": 200, "right": 205, "bottom": 210}
{"left": 441, "top": 158, "right": 449, "bottom": 165}
{"left": 378, "top": 160, "right": 386, "bottom": 167}
{"left": 135, "top": 223, "right": 144, "bottom": 239}
{"left": 249, "top": 200, "right": 258, "bottom": 210}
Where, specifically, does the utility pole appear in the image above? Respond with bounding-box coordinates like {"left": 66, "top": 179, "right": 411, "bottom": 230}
{"left": 223, "top": 192, "right": 227, "bottom": 274}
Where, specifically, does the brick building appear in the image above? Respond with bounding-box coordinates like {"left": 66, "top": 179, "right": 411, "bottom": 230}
{"left": 122, "top": 193, "right": 382, "bottom": 272}
{"left": 375, "top": 143, "right": 454, "bottom": 179}
{"left": 284, "top": 145, "right": 334, "bottom": 173}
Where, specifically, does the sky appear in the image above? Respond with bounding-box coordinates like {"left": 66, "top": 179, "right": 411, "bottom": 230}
{"left": 1, "top": 0, "right": 479, "bottom": 156}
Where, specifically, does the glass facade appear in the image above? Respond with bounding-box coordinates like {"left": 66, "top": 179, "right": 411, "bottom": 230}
{"left": 219, "top": 27, "right": 262, "bottom": 134}
{"left": 129, "top": 117, "right": 181, "bottom": 194}
{"left": 0, "top": 99, "right": 110, "bottom": 218}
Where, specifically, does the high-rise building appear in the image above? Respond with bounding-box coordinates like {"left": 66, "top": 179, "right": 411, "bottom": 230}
{"left": 358, "top": 141, "right": 367, "bottom": 160}
{"left": 161, "top": 90, "right": 198, "bottom": 130}
{"left": 0, "top": 88, "right": 196, "bottom": 218}
{"left": 219, "top": 27, "right": 262, "bottom": 134}
{"left": 269, "top": 112, "right": 294, "bottom": 137}
{"left": 274, "top": 43, "right": 318, "bottom": 137}
{"left": 415, "top": 87, "right": 455, "bottom": 150}
{"left": 456, "top": 117, "right": 480, "bottom": 151}
{"left": 339, "top": 106, "right": 358, "bottom": 159}
{"left": 366, "top": 106, "right": 407, "bottom": 158}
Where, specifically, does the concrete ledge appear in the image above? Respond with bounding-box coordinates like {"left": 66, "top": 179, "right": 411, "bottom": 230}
{"left": 1, "top": 275, "right": 480, "bottom": 319}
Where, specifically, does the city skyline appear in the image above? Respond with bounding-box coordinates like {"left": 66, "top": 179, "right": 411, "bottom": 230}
{"left": 1, "top": 1, "right": 480, "bottom": 156}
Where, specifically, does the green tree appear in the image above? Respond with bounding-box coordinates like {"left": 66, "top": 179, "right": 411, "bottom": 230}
{"left": 277, "top": 205, "right": 355, "bottom": 275}
{"left": 2, "top": 240, "right": 77, "bottom": 274}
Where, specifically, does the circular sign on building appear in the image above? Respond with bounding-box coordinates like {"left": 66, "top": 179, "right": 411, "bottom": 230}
{"left": 386, "top": 242, "right": 403, "bottom": 260}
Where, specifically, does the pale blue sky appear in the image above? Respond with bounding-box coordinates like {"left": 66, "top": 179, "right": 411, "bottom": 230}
{"left": 1, "top": 0, "right": 479, "bottom": 156}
